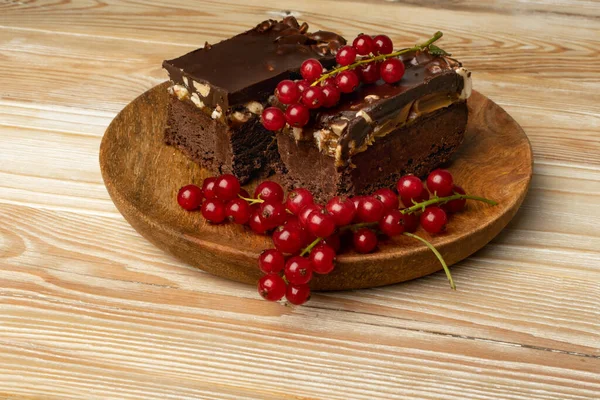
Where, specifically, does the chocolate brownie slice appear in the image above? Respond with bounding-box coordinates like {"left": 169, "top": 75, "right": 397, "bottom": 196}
{"left": 163, "top": 17, "right": 345, "bottom": 183}
{"left": 275, "top": 51, "right": 472, "bottom": 201}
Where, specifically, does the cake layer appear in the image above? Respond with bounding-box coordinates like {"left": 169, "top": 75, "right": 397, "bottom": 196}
{"left": 165, "top": 97, "right": 278, "bottom": 183}
{"left": 277, "top": 102, "right": 468, "bottom": 202}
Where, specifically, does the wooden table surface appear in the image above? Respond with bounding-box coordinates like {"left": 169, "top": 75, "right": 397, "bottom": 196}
{"left": 1, "top": 1, "right": 599, "bottom": 399}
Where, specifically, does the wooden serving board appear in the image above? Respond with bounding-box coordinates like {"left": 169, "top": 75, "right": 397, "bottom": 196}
{"left": 100, "top": 82, "right": 532, "bottom": 291}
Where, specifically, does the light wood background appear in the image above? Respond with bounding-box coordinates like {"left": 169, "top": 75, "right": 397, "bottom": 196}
{"left": 0, "top": 0, "right": 599, "bottom": 399}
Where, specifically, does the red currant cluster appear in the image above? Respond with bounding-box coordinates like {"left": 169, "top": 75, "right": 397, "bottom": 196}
{"left": 177, "top": 169, "right": 497, "bottom": 306}
{"left": 261, "top": 34, "right": 407, "bottom": 131}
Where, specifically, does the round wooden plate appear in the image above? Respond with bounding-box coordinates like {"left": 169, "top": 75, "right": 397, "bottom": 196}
{"left": 100, "top": 82, "right": 532, "bottom": 291}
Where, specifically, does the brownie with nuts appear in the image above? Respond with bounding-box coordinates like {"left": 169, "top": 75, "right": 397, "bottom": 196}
{"left": 276, "top": 51, "right": 472, "bottom": 201}
{"left": 163, "top": 17, "right": 346, "bottom": 183}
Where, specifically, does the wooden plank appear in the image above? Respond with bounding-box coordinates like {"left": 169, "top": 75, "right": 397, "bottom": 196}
{"left": 1, "top": 0, "right": 599, "bottom": 42}
{"left": 0, "top": 29, "right": 597, "bottom": 219}
{"left": 0, "top": 29, "right": 598, "bottom": 168}
{"left": 1, "top": 202, "right": 598, "bottom": 353}
{"left": 369, "top": 0, "right": 600, "bottom": 18}
{"left": 1, "top": 0, "right": 599, "bottom": 75}
{"left": 1, "top": 114, "right": 599, "bottom": 230}
{"left": 0, "top": 203, "right": 599, "bottom": 399}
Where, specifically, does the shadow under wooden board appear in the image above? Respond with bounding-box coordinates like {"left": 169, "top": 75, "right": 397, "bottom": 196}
{"left": 100, "top": 82, "right": 532, "bottom": 291}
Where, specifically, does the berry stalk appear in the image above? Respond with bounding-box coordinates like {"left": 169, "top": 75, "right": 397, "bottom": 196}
{"left": 403, "top": 232, "right": 455, "bottom": 290}
{"left": 402, "top": 193, "right": 498, "bottom": 214}
{"left": 311, "top": 31, "right": 444, "bottom": 87}
{"left": 300, "top": 237, "right": 323, "bottom": 256}
{"left": 238, "top": 194, "right": 264, "bottom": 205}
{"left": 340, "top": 221, "right": 378, "bottom": 231}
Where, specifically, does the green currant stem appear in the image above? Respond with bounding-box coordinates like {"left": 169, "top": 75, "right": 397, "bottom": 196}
{"left": 403, "top": 232, "right": 455, "bottom": 290}
{"left": 402, "top": 194, "right": 498, "bottom": 214}
{"left": 340, "top": 221, "right": 378, "bottom": 232}
{"left": 238, "top": 194, "right": 263, "bottom": 205}
{"left": 311, "top": 31, "right": 443, "bottom": 87}
{"left": 300, "top": 237, "right": 323, "bottom": 257}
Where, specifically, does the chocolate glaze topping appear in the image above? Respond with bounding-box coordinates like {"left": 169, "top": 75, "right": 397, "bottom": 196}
{"left": 298, "top": 51, "right": 467, "bottom": 164}
{"left": 163, "top": 17, "right": 345, "bottom": 111}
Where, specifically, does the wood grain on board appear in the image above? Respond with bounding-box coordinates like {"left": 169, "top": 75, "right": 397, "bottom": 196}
{"left": 0, "top": 0, "right": 599, "bottom": 399}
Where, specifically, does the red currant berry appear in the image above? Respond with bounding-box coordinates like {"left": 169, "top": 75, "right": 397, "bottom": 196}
{"left": 225, "top": 198, "right": 251, "bottom": 224}
{"left": 380, "top": 58, "right": 405, "bottom": 83}
{"left": 249, "top": 202, "right": 260, "bottom": 214}
{"left": 286, "top": 284, "right": 311, "bottom": 305}
{"left": 295, "top": 79, "right": 310, "bottom": 94}
{"left": 285, "top": 256, "right": 313, "bottom": 285}
{"left": 275, "top": 79, "right": 300, "bottom": 104}
{"left": 286, "top": 188, "right": 314, "bottom": 215}
{"left": 202, "top": 177, "right": 217, "bottom": 199}
{"left": 201, "top": 199, "right": 226, "bottom": 223}
{"left": 336, "top": 45, "right": 357, "bottom": 66}
{"left": 260, "top": 201, "right": 287, "bottom": 230}
{"left": 442, "top": 185, "right": 466, "bottom": 213}
{"left": 323, "top": 234, "right": 341, "bottom": 252}
{"left": 177, "top": 184, "right": 203, "bottom": 211}
{"left": 326, "top": 196, "right": 356, "bottom": 226}
{"left": 427, "top": 169, "right": 454, "bottom": 197}
{"left": 401, "top": 187, "right": 430, "bottom": 208}
{"left": 373, "top": 34, "right": 393, "bottom": 55}
{"left": 214, "top": 174, "right": 241, "bottom": 201}
{"left": 397, "top": 175, "right": 423, "bottom": 200}
{"left": 321, "top": 77, "right": 336, "bottom": 87}
{"left": 300, "top": 59, "right": 323, "bottom": 82}
{"left": 302, "top": 227, "right": 318, "bottom": 248}
{"left": 352, "top": 34, "right": 374, "bottom": 55}
{"left": 373, "top": 188, "right": 399, "bottom": 212}
{"left": 298, "top": 203, "right": 323, "bottom": 227}
{"left": 353, "top": 228, "right": 378, "bottom": 253}
{"left": 358, "top": 62, "right": 381, "bottom": 84}
{"left": 254, "top": 181, "right": 284, "bottom": 203}
{"left": 261, "top": 107, "right": 286, "bottom": 131}
{"left": 321, "top": 84, "right": 341, "bottom": 108}
{"left": 420, "top": 206, "right": 448, "bottom": 234}
{"left": 272, "top": 224, "right": 305, "bottom": 254}
{"left": 401, "top": 211, "right": 419, "bottom": 233}
{"left": 351, "top": 196, "right": 365, "bottom": 222}
{"left": 357, "top": 197, "right": 385, "bottom": 223}
{"left": 285, "top": 103, "right": 310, "bottom": 127}
{"left": 335, "top": 70, "right": 360, "bottom": 93}
{"left": 284, "top": 215, "right": 301, "bottom": 227}
{"left": 249, "top": 209, "right": 269, "bottom": 234}
{"left": 379, "top": 209, "right": 406, "bottom": 237}
{"left": 302, "top": 86, "right": 325, "bottom": 109}
{"left": 258, "top": 274, "right": 286, "bottom": 301}
{"left": 351, "top": 196, "right": 363, "bottom": 210}
{"left": 309, "top": 243, "right": 336, "bottom": 274}
{"left": 306, "top": 209, "right": 337, "bottom": 238}
{"left": 258, "top": 249, "right": 285, "bottom": 274}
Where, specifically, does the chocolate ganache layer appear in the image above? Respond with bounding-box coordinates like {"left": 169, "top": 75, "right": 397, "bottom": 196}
{"left": 163, "top": 17, "right": 346, "bottom": 114}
